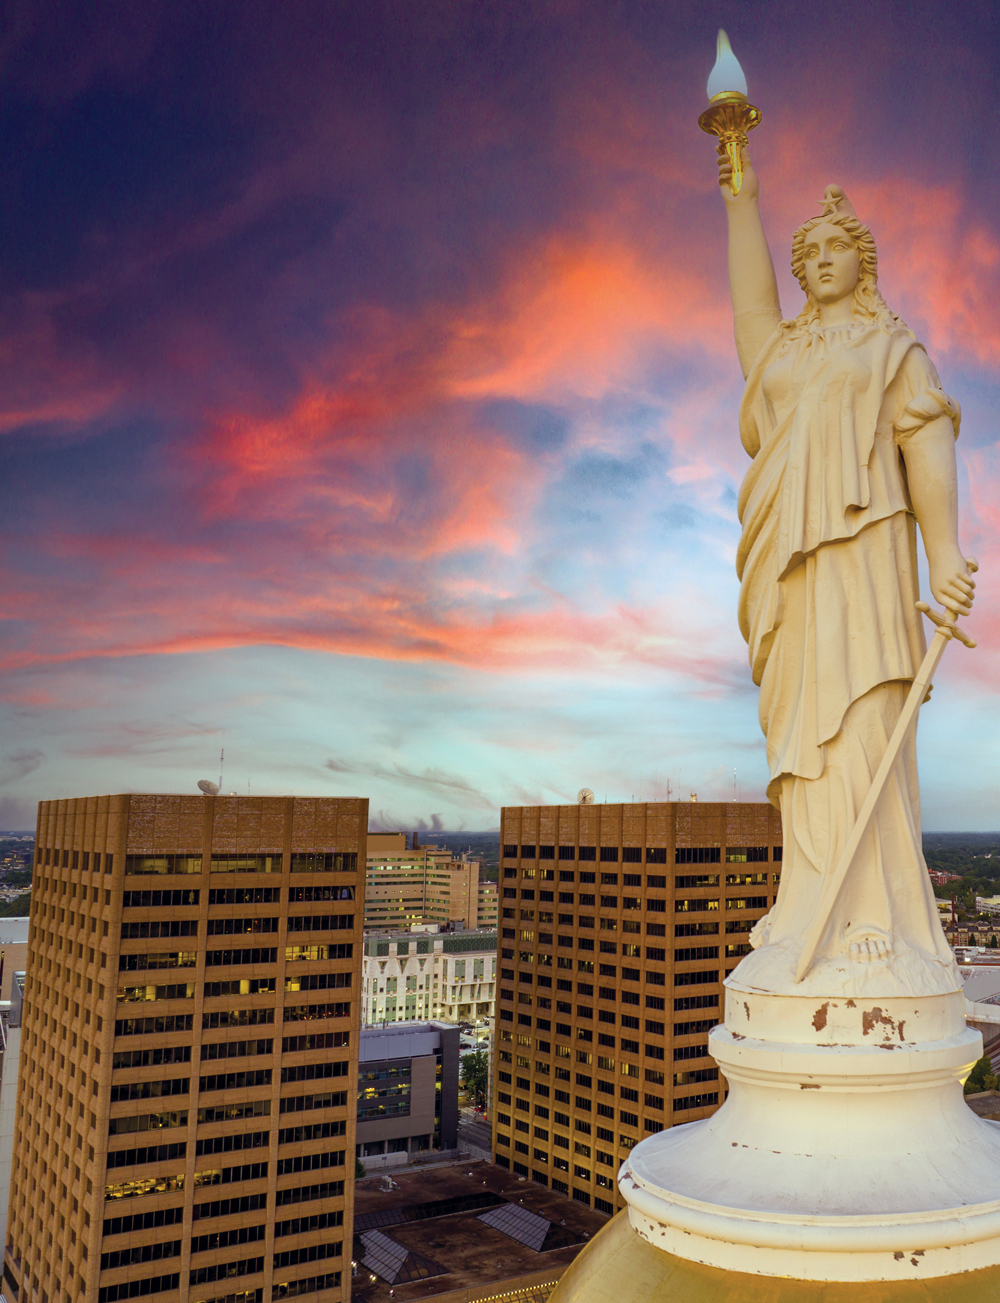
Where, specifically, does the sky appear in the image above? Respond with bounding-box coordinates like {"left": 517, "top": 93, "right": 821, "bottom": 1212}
{"left": 1, "top": 0, "right": 999, "bottom": 833}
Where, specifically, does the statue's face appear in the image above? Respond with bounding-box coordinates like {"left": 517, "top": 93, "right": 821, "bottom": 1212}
{"left": 801, "top": 223, "right": 860, "bottom": 306}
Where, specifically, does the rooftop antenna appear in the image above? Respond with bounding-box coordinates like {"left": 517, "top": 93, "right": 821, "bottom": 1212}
{"left": 219, "top": 735, "right": 225, "bottom": 793}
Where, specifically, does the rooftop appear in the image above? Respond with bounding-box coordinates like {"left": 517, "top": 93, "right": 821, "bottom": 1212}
{"left": 351, "top": 1159, "right": 609, "bottom": 1303}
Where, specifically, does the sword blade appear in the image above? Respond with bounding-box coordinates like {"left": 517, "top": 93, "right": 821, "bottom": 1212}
{"left": 793, "top": 623, "right": 954, "bottom": 984}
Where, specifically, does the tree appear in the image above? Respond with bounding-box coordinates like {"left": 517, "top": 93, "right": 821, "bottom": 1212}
{"left": 964, "top": 1055, "right": 998, "bottom": 1096}
{"left": 460, "top": 1048, "right": 489, "bottom": 1104}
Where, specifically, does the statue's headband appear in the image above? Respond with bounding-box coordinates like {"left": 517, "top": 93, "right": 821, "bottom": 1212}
{"left": 819, "top": 184, "right": 858, "bottom": 221}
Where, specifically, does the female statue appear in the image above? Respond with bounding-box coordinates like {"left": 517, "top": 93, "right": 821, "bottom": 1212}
{"left": 718, "top": 148, "right": 976, "bottom": 994}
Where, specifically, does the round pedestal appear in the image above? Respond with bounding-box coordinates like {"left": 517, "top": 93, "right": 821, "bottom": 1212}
{"left": 616, "top": 987, "right": 1000, "bottom": 1282}
{"left": 549, "top": 1210, "right": 1000, "bottom": 1303}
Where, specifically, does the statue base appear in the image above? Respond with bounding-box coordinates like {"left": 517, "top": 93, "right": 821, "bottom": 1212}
{"left": 615, "top": 984, "right": 1000, "bottom": 1283}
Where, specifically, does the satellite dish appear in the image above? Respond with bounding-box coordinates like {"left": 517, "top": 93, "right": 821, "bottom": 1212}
{"left": 197, "top": 780, "right": 220, "bottom": 796}
{"left": 578, "top": 788, "right": 595, "bottom": 805}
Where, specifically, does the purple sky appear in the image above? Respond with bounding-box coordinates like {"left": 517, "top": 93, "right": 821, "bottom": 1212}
{"left": 1, "top": 0, "right": 999, "bottom": 831}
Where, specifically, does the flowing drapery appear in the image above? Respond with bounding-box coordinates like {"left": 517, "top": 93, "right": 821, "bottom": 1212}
{"left": 734, "top": 321, "right": 959, "bottom": 988}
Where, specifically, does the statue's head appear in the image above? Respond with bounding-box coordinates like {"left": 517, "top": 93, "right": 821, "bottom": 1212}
{"left": 789, "top": 186, "right": 893, "bottom": 328}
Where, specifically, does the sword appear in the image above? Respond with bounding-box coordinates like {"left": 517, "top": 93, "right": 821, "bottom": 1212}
{"left": 793, "top": 559, "right": 978, "bottom": 984}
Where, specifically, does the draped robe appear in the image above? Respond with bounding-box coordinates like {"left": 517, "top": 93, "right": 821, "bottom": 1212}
{"left": 734, "top": 319, "right": 960, "bottom": 991}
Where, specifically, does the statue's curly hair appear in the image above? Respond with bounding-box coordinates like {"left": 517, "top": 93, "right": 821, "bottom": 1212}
{"left": 779, "top": 211, "right": 910, "bottom": 341}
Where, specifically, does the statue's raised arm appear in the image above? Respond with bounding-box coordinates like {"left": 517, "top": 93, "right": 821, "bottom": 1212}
{"left": 717, "top": 147, "right": 782, "bottom": 376}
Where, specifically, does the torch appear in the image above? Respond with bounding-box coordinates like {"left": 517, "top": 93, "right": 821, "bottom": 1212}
{"left": 698, "top": 30, "right": 761, "bottom": 197}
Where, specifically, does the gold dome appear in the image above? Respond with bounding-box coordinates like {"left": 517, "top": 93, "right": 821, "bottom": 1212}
{"left": 550, "top": 1211, "right": 1000, "bottom": 1302}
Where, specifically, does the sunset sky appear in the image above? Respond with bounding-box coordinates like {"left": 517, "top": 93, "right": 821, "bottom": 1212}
{"left": 1, "top": 0, "right": 998, "bottom": 832}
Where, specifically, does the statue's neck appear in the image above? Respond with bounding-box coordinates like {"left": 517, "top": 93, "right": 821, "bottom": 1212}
{"left": 818, "top": 297, "right": 855, "bottom": 328}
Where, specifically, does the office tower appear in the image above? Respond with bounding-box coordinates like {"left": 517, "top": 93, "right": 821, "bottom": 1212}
{"left": 361, "top": 928, "right": 497, "bottom": 1025}
{"left": 364, "top": 834, "right": 497, "bottom": 931}
{"left": 491, "top": 801, "right": 781, "bottom": 1216}
{"left": 3, "top": 793, "right": 365, "bottom": 1303}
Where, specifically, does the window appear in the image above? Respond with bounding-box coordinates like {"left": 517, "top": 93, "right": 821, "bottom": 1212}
{"left": 673, "top": 1092, "right": 719, "bottom": 1112}
{"left": 675, "top": 922, "right": 719, "bottom": 937}
{"left": 674, "top": 946, "right": 719, "bottom": 962}
{"left": 674, "top": 1018, "right": 716, "bottom": 1036}
{"left": 725, "top": 847, "right": 769, "bottom": 862}
{"left": 674, "top": 994, "right": 720, "bottom": 1012}
{"left": 673, "top": 1066, "right": 719, "bottom": 1087}
{"left": 124, "top": 855, "right": 201, "bottom": 876}
{"left": 289, "top": 852, "right": 357, "bottom": 872}
{"left": 675, "top": 899, "right": 719, "bottom": 914}
{"left": 674, "top": 1043, "right": 709, "bottom": 1062}
{"left": 675, "top": 848, "right": 721, "bottom": 864}
{"left": 211, "top": 854, "right": 282, "bottom": 874}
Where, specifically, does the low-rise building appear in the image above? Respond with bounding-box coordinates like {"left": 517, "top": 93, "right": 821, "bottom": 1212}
{"left": 0, "top": 971, "right": 24, "bottom": 1254}
{"left": 363, "top": 927, "right": 497, "bottom": 1025}
{"left": 356, "top": 1022, "right": 460, "bottom": 1169}
{"left": 977, "top": 896, "right": 1000, "bottom": 915}
{"left": 0, "top": 920, "right": 28, "bottom": 1001}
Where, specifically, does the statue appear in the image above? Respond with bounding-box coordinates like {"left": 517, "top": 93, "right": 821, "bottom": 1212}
{"left": 550, "top": 35, "right": 1000, "bottom": 1299}
{"left": 715, "top": 143, "right": 975, "bottom": 995}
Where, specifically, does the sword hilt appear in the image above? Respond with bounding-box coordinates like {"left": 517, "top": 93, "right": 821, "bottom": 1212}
{"left": 916, "top": 556, "right": 978, "bottom": 649}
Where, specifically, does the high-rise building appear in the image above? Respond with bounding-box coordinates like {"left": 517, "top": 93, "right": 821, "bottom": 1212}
{"left": 3, "top": 793, "right": 366, "bottom": 1303}
{"left": 491, "top": 800, "right": 781, "bottom": 1216}
{"left": 361, "top": 928, "right": 497, "bottom": 1025}
{"left": 364, "top": 834, "right": 497, "bottom": 931}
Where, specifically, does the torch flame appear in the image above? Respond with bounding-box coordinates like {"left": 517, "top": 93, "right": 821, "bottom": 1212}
{"left": 707, "top": 29, "right": 748, "bottom": 99}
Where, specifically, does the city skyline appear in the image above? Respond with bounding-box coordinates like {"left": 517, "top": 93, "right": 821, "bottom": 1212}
{"left": 1, "top": 1, "right": 998, "bottom": 832}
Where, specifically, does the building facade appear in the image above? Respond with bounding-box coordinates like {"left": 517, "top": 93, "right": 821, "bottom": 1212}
{"left": 362, "top": 929, "right": 497, "bottom": 1025}
{"left": 364, "top": 834, "right": 497, "bottom": 932}
{"left": 355, "top": 1022, "right": 459, "bottom": 1168}
{"left": 491, "top": 800, "right": 781, "bottom": 1217}
{"left": 3, "top": 793, "right": 365, "bottom": 1303}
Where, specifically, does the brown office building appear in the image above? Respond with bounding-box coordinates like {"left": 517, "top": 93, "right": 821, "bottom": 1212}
{"left": 3, "top": 793, "right": 366, "bottom": 1303}
{"left": 491, "top": 801, "right": 781, "bottom": 1216}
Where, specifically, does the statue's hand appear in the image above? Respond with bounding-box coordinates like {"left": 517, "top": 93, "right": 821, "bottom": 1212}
{"left": 717, "top": 143, "right": 759, "bottom": 206}
{"left": 928, "top": 548, "right": 976, "bottom": 616}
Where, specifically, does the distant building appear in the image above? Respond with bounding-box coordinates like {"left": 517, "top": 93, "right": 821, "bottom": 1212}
{"left": 356, "top": 1022, "right": 459, "bottom": 1169}
{"left": 930, "top": 870, "right": 962, "bottom": 885}
{"left": 365, "top": 832, "right": 498, "bottom": 931}
{"left": 493, "top": 800, "right": 781, "bottom": 1217}
{"left": 362, "top": 928, "right": 497, "bottom": 1024}
{"left": 977, "top": 896, "right": 1000, "bottom": 915}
